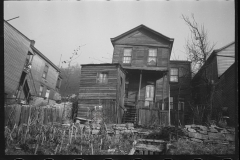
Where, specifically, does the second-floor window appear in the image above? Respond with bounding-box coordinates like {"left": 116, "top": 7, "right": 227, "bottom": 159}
{"left": 42, "top": 65, "right": 49, "bottom": 79}
{"left": 123, "top": 48, "right": 132, "bottom": 64}
{"left": 148, "top": 49, "right": 157, "bottom": 66}
{"left": 39, "top": 85, "right": 43, "bottom": 96}
{"left": 170, "top": 68, "right": 179, "bottom": 82}
{"left": 96, "top": 72, "right": 108, "bottom": 84}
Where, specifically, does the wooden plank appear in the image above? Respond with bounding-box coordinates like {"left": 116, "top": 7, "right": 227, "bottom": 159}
{"left": 138, "top": 139, "right": 165, "bottom": 143}
{"left": 135, "top": 144, "right": 162, "bottom": 152}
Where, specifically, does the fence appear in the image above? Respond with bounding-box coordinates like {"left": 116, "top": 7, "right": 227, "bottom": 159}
{"left": 4, "top": 103, "right": 72, "bottom": 128}
{"left": 137, "top": 101, "right": 170, "bottom": 127}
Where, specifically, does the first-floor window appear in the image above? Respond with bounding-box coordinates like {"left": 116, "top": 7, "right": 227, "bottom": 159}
{"left": 97, "top": 72, "right": 108, "bottom": 83}
{"left": 145, "top": 85, "right": 155, "bottom": 99}
{"left": 39, "top": 85, "right": 43, "bottom": 96}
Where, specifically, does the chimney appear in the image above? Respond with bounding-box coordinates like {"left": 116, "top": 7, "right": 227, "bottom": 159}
{"left": 30, "top": 40, "right": 35, "bottom": 46}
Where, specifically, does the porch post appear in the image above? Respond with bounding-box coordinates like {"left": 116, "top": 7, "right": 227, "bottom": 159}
{"left": 168, "top": 72, "right": 171, "bottom": 126}
{"left": 137, "top": 70, "right": 142, "bottom": 125}
{"left": 162, "top": 72, "right": 165, "bottom": 110}
{"left": 138, "top": 70, "right": 142, "bottom": 100}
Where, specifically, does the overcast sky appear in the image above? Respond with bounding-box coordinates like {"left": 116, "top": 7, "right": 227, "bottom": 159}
{"left": 4, "top": 1, "right": 235, "bottom": 68}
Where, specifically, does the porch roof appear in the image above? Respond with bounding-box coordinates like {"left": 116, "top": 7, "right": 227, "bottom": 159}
{"left": 122, "top": 66, "right": 168, "bottom": 72}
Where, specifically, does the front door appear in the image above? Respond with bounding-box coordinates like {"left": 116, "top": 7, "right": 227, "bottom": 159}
{"left": 145, "top": 84, "right": 155, "bottom": 107}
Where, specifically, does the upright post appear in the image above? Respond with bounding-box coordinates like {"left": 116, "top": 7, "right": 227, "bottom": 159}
{"left": 137, "top": 70, "right": 142, "bottom": 125}
{"left": 168, "top": 72, "right": 171, "bottom": 126}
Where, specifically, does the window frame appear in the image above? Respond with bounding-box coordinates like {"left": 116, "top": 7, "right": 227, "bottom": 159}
{"left": 39, "top": 85, "right": 44, "bottom": 96}
{"left": 42, "top": 65, "right": 49, "bottom": 79}
{"left": 122, "top": 48, "right": 132, "bottom": 64}
{"left": 45, "top": 88, "right": 50, "bottom": 99}
{"left": 170, "top": 68, "right": 179, "bottom": 83}
{"left": 148, "top": 48, "right": 157, "bottom": 66}
{"left": 96, "top": 72, "right": 108, "bottom": 84}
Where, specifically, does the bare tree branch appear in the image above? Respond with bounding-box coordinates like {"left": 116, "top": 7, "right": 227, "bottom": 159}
{"left": 182, "top": 14, "right": 216, "bottom": 74}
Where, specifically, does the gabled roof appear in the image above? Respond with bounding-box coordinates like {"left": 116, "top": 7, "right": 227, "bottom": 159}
{"left": 213, "top": 41, "right": 235, "bottom": 53}
{"left": 208, "top": 41, "right": 235, "bottom": 60}
{"left": 4, "top": 20, "right": 35, "bottom": 54}
{"left": 110, "top": 24, "right": 174, "bottom": 45}
{"left": 4, "top": 20, "right": 31, "bottom": 42}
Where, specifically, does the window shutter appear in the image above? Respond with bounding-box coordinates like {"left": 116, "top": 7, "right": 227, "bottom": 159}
{"left": 157, "top": 48, "right": 163, "bottom": 66}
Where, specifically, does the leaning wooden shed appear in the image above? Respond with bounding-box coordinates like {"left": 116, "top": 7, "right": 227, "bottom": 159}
{"left": 78, "top": 63, "right": 126, "bottom": 123}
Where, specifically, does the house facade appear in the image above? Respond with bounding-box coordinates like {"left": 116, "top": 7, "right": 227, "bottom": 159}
{"left": 110, "top": 25, "right": 175, "bottom": 126}
{"left": 4, "top": 20, "right": 62, "bottom": 104}
{"left": 191, "top": 42, "right": 235, "bottom": 126}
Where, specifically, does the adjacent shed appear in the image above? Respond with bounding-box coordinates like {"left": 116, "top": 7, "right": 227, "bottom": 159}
{"left": 78, "top": 63, "right": 126, "bottom": 123}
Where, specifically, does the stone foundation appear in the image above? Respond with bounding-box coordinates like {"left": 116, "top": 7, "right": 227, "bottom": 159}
{"left": 184, "top": 124, "right": 235, "bottom": 144}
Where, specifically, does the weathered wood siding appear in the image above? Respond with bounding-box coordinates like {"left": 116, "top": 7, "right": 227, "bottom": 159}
{"left": 116, "top": 67, "right": 126, "bottom": 123}
{"left": 78, "top": 64, "right": 125, "bottom": 123}
{"left": 113, "top": 29, "right": 170, "bottom": 47}
{"left": 169, "top": 61, "right": 192, "bottom": 124}
{"left": 29, "top": 53, "right": 60, "bottom": 100}
{"left": 78, "top": 65, "right": 119, "bottom": 100}
{"left": 215, "top": 63, "right": 236, "bottom": 126}
{"left": 4, "top": 21, "right": 31, "bottom": 96}
{"left": 112, "top": 45, "right": 170, "bottom": 70}
{"left": 217, "top": 43, "right": 235, "bottom": 77}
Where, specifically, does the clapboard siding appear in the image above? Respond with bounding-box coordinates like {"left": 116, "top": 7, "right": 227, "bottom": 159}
{"left": 78, "top": 64, "right": 125, "bottom": 100}
{"left": 4, "top": 21, "right": 31, "bottom": 96}
{"left": 112, "top": 44, "right": 170, "bottom": 69}
{"left": 114, "top": 29, "right": 170, "bottom": 47}
{"left": 217, "top": 63, "right": 235, "bottom": 126}
{"left": 30, "top": 52, "right": 60, "bottom": 100}
{"left": 217, "top": 43, "right": 235, "bottom": 77}
{"left": 77, "top": 64, "right": 125, "bottom": 123}
{"left": 169, "top": 61, "right": 192, "bottom": 124}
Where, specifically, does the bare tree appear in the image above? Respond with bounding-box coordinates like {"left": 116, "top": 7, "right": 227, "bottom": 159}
{"left": 182, "top": 14, "right": 216, "bottom": 74}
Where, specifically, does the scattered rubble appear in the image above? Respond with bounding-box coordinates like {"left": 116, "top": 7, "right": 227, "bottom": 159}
{"left": 183, "top": 124, "right": 235, "bottom": 144}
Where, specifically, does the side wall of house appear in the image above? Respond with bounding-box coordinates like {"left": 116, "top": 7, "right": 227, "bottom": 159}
{"left": 78, "top": 65, "right": 120, "bottom": 123}
{"left": 217, "top": 43, "right": 235, "bottom": 77}
{"left": 4, "top": 22, "right": 31, "bottom": 97}
{"left": 170, "top": 61, "right": 192, "bottom": 124}
{"left": 30, "top": 53, "right": 60, "bottom": 100}
{"left": 216, "top": 63, "right": 236, "bottom": 126}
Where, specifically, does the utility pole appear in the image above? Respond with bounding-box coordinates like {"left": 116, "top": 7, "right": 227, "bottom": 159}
{"left": 6, "top": 16, "right": 19, "bottom": 22}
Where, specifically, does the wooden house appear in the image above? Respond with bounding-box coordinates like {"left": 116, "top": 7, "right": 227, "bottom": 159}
{"left": 111, "top": 25, "right": 174, "bottom": 126}
{"left": 191, "top": 42, "right": 235, "bottom": 126}
{"left": 78, "top": 63, "right": 126, "bottom": 123}
{"left": 169, "top": 60, "right": 192, "bottom": 125}
{"left": 28, "top": 46, "right": 62, "bottom": 102}
{"left": 4, "top": 20, "right": 34, "bottom": 103}
{"left": 4, "top": 20, "right": 62, "bottom": 104}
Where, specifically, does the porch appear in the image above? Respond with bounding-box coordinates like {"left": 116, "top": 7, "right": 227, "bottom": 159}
{"left": 122, "top": 99, "right": 185, "bottom": 127}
